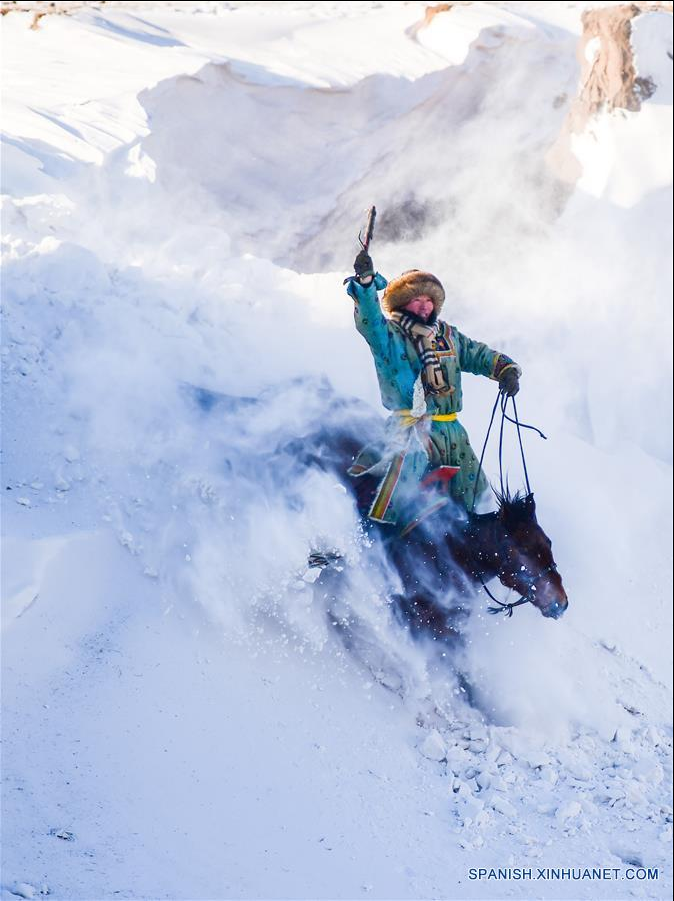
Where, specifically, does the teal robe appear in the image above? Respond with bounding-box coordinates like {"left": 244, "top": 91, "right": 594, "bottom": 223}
{"left": 347, "top": 273, "right": 519, "bottom": 526}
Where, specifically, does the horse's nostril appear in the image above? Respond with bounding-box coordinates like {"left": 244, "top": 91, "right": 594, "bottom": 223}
{"left": 544, "top": 599, "right": 567, "bottom": 619}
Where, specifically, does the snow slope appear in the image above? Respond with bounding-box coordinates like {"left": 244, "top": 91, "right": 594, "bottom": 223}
{"left": 2, "top": 2, "right": 672, "bottom": 899}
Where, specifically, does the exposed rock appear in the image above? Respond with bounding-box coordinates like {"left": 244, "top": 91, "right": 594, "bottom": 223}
{"left": 576, "top": 6, "right": 645, "bottom": 121}
{"left": 547, "top": 4, "right": 668, "bottom": 183}
{"left": 409, "top": 3, "right": 468, "bottom": 39}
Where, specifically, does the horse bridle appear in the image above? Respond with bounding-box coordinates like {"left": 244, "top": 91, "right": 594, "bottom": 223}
{"left": 480, "top": 561, "right": 559, "bottom": 617}
{"left": 468, "top": 390, "right": 552, "bottom": 617}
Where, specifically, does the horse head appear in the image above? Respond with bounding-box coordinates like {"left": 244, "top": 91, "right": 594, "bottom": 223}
{"left": 488, "top": 491, "right": 568, "bottom": 619}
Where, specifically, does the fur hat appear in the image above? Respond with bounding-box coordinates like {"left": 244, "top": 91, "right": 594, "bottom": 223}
{"left": 381, "top": 270, "right": 445, "bottom": 317}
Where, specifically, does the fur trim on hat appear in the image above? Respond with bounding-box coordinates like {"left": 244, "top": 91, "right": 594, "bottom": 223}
{"left": 381, "top": 270, "right": 445, "bottom": 316}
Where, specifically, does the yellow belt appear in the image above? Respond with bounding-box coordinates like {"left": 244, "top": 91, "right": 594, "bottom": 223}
{"left": 395, "top": 410, "right": 458, "bottom": 428}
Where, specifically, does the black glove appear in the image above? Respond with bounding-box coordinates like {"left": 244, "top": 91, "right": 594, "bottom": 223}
{"left": 353, "top": 250, "right": 375, "bottom": 283}
{"left": 499, "top": 367, "right": 520, "bottom": 397}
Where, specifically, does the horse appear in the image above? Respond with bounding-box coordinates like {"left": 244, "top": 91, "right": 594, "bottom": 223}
{"left": 292, "top": 424, "right": 568, "bottom": 641}
{"left": 180, "top": 380, "right": 567, "bottom": 641}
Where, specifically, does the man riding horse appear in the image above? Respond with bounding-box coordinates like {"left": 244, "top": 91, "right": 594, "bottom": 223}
{"left": 345, "top": 248, "right": 521, "bottom": 529}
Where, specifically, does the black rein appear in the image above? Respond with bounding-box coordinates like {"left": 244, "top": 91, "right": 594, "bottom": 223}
{"left": 472, "top": 390, "right": 549, "bottom": 617}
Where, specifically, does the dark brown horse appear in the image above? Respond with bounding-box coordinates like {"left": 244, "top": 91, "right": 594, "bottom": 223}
{"left": 182, "top": 381, "right": 567, "bottom": 641}
{"left": 298, "top": 427, "right": 568, "bottom": 640}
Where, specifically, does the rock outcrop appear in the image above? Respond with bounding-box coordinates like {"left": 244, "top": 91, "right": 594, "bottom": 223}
{"left": 548, "top": 3, "right": 671, "bottom": 184}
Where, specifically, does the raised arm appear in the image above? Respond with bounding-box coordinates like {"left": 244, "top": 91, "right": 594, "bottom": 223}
{"left": 345, "top": 251, "right": 390, "bottom": 360}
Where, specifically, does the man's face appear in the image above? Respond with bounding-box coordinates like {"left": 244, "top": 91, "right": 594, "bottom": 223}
{"left": 404, "top": 295, "right": 434, "bottom": 321}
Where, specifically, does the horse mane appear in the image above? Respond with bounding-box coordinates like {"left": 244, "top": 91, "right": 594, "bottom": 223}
{"left": 494, "top": 486, "right": 527, "bottom": 509}
{"left": 493, "top": 486, "right": 535, "bottom": 523}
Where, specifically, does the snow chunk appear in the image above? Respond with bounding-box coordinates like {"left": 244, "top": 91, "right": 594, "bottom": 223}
{"left": 11, "top": 884, "right": 47, "bottom": 899}
{"left": 488, "top": 774, "right": 508, "bottom": 793}
{"left": 445, "top": 745, "right": 471, "bottom": 774}
{"left": 64, "top": 444, "right": 81, "bottom": 463}
{"left": 524, "top": 750, "right": 552, "bottom": 769}
{"left": 475, "top": 771, "right": 492, "bottom": 791}
{"left": 125, "top": 143, "right": 157, "bottom": 182}
{"left": 451, "top": 778, "right": 473, "bottom": 799}
{"left": 630, "top": 758, "right": 664, "bottom": 784}
{"left": 460, "top": 795, "right": 486, "bottom": 825}
{"left": 467, "top": 724, "right": 489, "bottom": 743}
{"left": 420, "top": 729, "right": 447, "bottom": 762}
{"left": 118, "top": 531, "right": 134, "bottom": 550}
{"left": 489, "top": 794, "right": 517, "bottom": 818}
{"left": 302, "top": 567, "right": 322, "bottom": 584}
{"left": 613, "top": 727, "right": 635, "bottom": 754}
{"left": 539, "top": 766, "right": 559, "bottom": 786}
{"left": 555, "top": 801, "right": 582, "bottom": 823}
{"left": 584, "top": 36, "right": 601, "bottom": 64}
{"left": 12, "top": 885, "right": 37, "bottom": 900}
